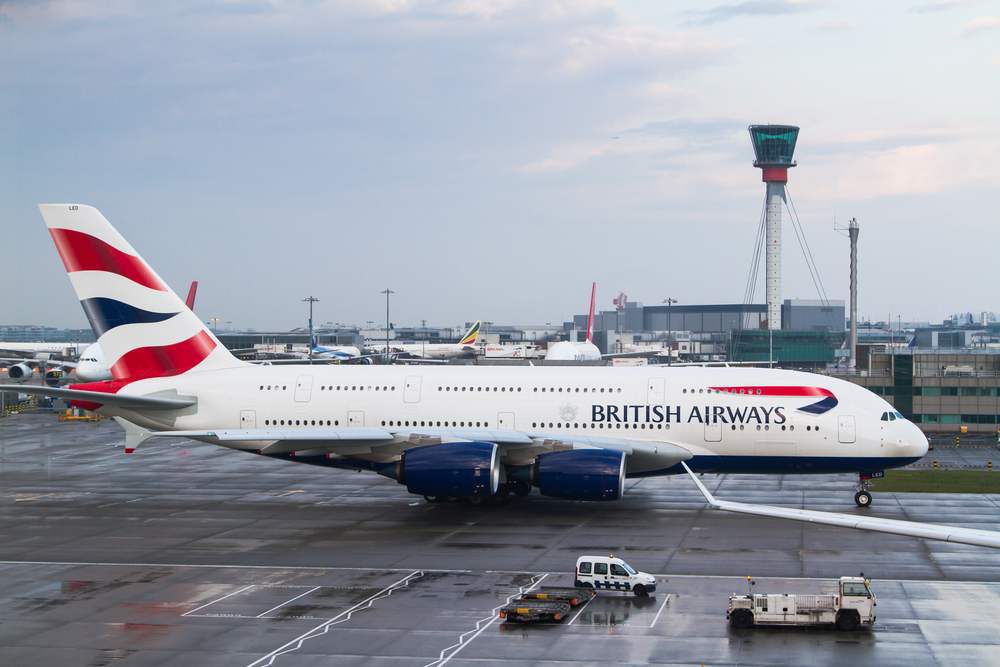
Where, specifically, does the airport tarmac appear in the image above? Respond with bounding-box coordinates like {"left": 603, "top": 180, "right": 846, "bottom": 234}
{"left": 2, "top": 414, "right": 1000, "bottom": 666}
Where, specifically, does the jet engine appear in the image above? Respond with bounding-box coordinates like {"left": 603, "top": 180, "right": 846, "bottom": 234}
{"left": 44, "top": 367, "right": 70, "bottom": 387}
{"left": 383, "top": 442, "right": 499, "bottom": 498}
{"left": 526, "top": 449, "right": 626, "bottom": 501}
{"left": 7, "top": 363, "right": 34, "bottom": 383}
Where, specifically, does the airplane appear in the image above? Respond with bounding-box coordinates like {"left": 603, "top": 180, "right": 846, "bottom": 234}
{"left": 545, "top": 284, "right": 661, "bottom": 362}
{"left": 6, "top": 205, "right": 929, "bottom": 516}
{"left": 369, "top": 321, "right": 483, "bottom": 361}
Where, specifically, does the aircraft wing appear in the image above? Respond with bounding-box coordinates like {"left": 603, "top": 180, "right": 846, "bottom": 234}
{"left": 1, "top": 357, "right": 77, "bottom": 368}
{"left": 682, "top": 462, "right": 1000, "bottom": 549}
{"left": 1, "top": 384, "right": 196, "bottom": 410}
{"left": 113, "top": 419, "right": 691, "bottom": 469}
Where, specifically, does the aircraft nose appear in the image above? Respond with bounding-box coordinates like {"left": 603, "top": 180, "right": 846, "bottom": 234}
{"left": 900, "top": 421, "right": 929, "bottom": 458}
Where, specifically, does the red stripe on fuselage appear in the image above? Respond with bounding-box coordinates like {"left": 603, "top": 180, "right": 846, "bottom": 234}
{"left": 709, "top": 386, "right": 835, "bottom": 398}
{"left": 111, "top": 330, "right": 216, "bottom": 380}
{"left": 49, "top": 228, "right": 167, "bottom": 292}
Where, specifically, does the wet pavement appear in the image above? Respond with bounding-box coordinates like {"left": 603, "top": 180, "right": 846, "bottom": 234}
{"left": 2, "top": 414, "right": 999, "bottom": 666}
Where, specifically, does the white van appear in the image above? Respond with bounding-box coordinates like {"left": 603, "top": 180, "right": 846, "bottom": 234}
{"left": 574, "top": 555, "right": 657, "bottom": 596}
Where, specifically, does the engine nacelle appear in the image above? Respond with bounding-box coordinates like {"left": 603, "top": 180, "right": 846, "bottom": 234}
{"left": 44, "top": 367, "right": 70, "bottom": 387}
{"left": 8, "top": 363, "right": 34, "bottom": 382}
{"left": 530, "top": 449, "right": 626, "bottom": 501}
{"left": 387, "top": 442, "right": 499, "bottom": 498}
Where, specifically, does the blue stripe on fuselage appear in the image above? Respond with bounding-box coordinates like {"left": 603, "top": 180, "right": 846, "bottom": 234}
{"left": 628, "top": 454, "right": 924, "bottom": 478}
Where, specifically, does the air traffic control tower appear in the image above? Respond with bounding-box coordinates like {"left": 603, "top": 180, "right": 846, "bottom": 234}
{"left": 749, "top": 124, "right": 799, "bottom": 330}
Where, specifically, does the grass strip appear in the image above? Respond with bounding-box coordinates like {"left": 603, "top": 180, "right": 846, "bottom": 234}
{"left": 869, "top": 470, "right": 1000, "bottom": 494}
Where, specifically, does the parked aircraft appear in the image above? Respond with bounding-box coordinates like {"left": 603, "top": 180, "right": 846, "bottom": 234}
{"left": 370, "top": 321, "right": 482, "bottom": 360}
{"left": 8, "top": 205, "right": 928, "bottom": 515}
{"left": 545, "top": 285, "right": 661, "bottom": 363}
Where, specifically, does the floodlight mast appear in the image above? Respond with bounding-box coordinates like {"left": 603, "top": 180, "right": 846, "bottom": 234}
{"left": 748, "top": 125, "right": 799, "bottom": 331}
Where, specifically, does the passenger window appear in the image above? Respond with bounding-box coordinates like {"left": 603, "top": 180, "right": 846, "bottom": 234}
{"left": 611, "top": 564, "right": 627, "bottom": 576}
{"left": 579, "top": 562, "right": 592, "bottom": 575}
{"left": 594, "top": 563, "right": 608, "bottom": 575}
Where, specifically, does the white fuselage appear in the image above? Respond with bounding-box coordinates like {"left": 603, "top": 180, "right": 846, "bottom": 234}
{"left": 76, "top": 342, "right": 112, "bottom": 382}
{"left": 545, "top": 341, "right": 602, "bottom": 361}
{"left": 90, "top": 364, "right": 927, "bottom": 476}
{"left": 370, "top": 342, "right": 477, "bottom": 360}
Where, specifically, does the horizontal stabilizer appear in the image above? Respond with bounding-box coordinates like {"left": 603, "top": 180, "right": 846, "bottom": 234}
{"left": 0, "top": 384, "right": 196, "bottom": 410}
{"left": 682, "top": 462, "right": 1000, "bottom": 549}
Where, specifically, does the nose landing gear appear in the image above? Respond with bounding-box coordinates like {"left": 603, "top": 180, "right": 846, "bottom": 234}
{"left": 854, "top": 473, "right": 876, "bottom": 507}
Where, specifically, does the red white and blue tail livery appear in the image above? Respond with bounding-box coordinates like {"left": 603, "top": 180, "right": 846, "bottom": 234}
{"left": 40, "top": 204, "right": 243, "bottom": 384}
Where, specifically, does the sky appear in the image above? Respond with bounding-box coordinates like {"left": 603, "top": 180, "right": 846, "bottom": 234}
{"left": 2, "top": 0, "right": 998, "bottom": 333}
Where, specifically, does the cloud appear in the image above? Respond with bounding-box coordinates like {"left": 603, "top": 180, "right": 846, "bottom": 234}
{"left": 911, "top": 0, "right": 986, "bottom": 13}
{"left": 952, "top": 15, "right": 1000, "bottom": 37}
{"left": 813, "top": 17, "right": 857, "bottom": 31}
{"left": 680, "top": 0, "right": 824, "bottom": 26}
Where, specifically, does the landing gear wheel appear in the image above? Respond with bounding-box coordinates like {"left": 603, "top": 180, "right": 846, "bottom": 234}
{"left": 836, "top": 611, "right": 859, "bottom": 632}
{"left": 730, "top": 609, "right": 753, "bottom": 629}
{"left": 854, "top": 490, "right": 873, "bottom": 507}
{"left": 633, "top": 584, "right": 647, "bottom": 597}
{"left": 489, "top": 490, "right": 509, "bottom": 506}
{"left": 423, "top": 495, "right": 442, "bottom": 503}
{"left": 511, "top": 480, "right": 531, "bottom": 497}
{"left": 468, "top": 496, "right": 486, "bottom": 506}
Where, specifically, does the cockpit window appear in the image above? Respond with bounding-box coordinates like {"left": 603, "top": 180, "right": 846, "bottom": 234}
{"left": 880, "top": 412, "right": 889, "bottom": 421}
{"left": 889, "top": 412, "right": 896, "bottom": 421}
{"left": 893, "top": 411, "right": 904, "bottom": 420}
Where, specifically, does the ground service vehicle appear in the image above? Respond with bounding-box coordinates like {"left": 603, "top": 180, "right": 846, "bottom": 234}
{"left": 574, "top": 555, "right": 657, "bottom": 596}
{"left": 499, "top": 587, "right": 594, "bottom": 622}
{"left": 728, "top": 575, "right": 876, "bottom": 631}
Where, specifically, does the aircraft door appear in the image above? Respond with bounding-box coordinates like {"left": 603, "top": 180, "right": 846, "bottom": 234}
{"left": 240, "top": 410, "right": 256, "bottom": 429}
{"left": 704, "top": 420, "right": 722, "bottom": 442}
{"left": 349, "top": 411, "right": 365, "bottom": 427}
{"left": 647, "top": 378, "right": 665, "bottom": 405}
{"left": 294, "top": 375, "right": 314, "bottom": 403}
{"left": 404, "top": 376, "right": 422, "bottom": 403}
{"left": 497, "top": 412, "right": 514, "bottom": 430}
{"left": 838, "top": 416, "right": 856, "bottom": 443}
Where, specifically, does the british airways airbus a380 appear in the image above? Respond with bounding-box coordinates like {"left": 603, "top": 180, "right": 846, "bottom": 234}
{"left": 12, "top": 204, "right": 997, "bottom": 549}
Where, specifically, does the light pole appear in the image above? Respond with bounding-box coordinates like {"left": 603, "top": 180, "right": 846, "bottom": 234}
{"left": 303, "top": 296, "right": 319, "bottom": 364}
{"left": 209, "top": 318, "right": 219, "bottom": 333}
{"left": 381, "top": 289, "right": 394, "bottom": 364}
{"left": 663, "top": 299, "right": 677, "bottom": 365}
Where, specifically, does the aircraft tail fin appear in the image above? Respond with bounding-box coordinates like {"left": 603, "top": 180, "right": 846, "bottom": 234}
{"left": 459, "top": 321, "right": 482, "bottom": 346}
{"left": 586, "top": 282, "right": 596, "bottom": 344}
{"left": 39, "top": 204, "right": 244, "bottom": 382}
{"left": 184, "top": 281, "right": 198, "bottom": 310}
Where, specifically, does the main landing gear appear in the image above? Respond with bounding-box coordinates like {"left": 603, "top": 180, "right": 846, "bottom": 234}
{"left": 854, "top": 474, "right": 874, "bottom": 507}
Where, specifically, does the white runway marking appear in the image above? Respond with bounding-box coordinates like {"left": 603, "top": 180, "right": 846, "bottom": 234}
{"left": 255, "top": 586, "right": 321, "bottom": 618}
{"left": 649, "top": 594, "right": 670, "bottom": 627}
{"left": 423, "top": 573, "right": 548, "bottom": 667}
{"left": 182, "top": 584, "right": 256, "bottom": 617}
{"left": 244, "top": 571, "right": 422, "bottom": 667}
{"left": 566, "top": 595, "right": 593, "bottom": 625}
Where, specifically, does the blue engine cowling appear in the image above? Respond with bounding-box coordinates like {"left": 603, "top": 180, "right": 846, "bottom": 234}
{"left": 532, "top": 449, "right": 626, "bottom": 501}
{"left": 392, "top": 442, "right": 499, "bottom": 498}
